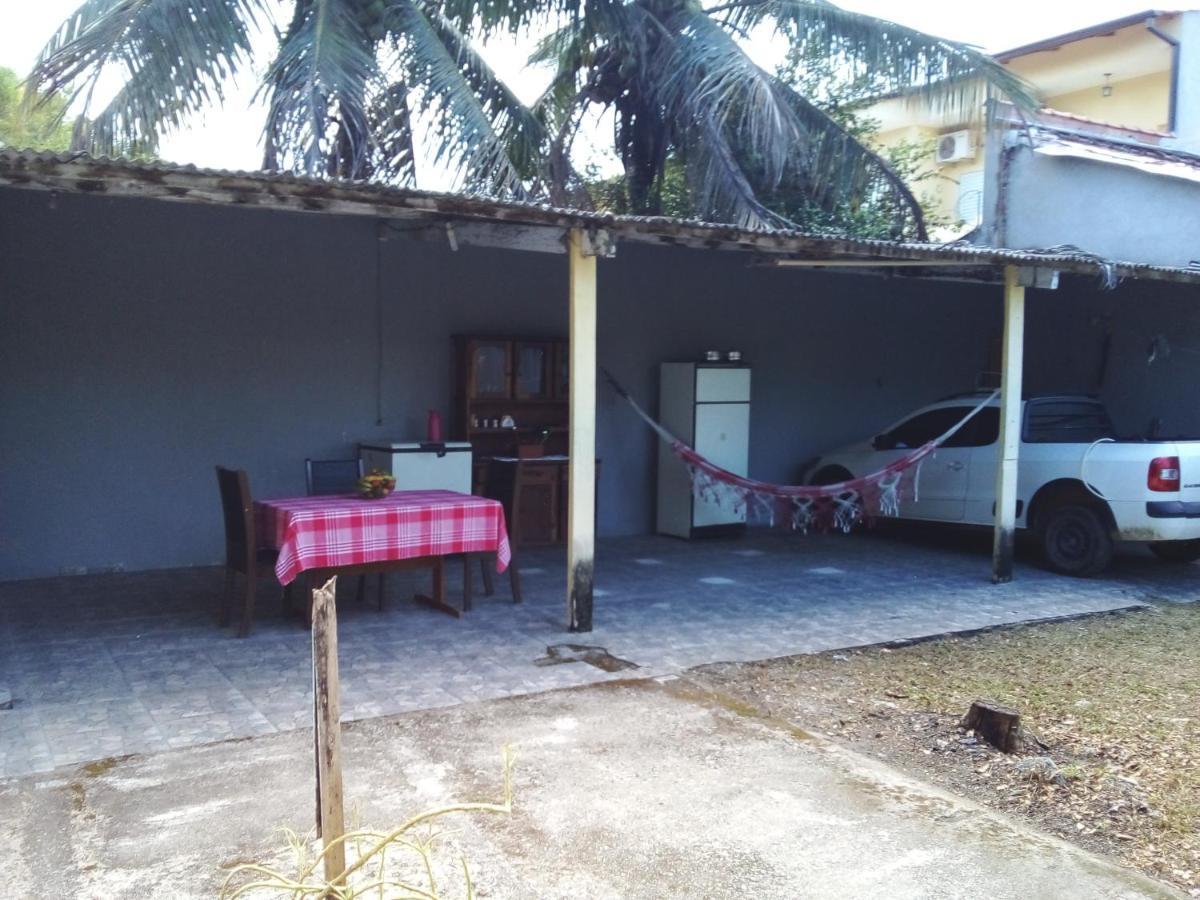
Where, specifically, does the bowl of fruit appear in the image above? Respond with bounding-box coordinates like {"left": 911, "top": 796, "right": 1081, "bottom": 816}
{"left": 356, "top": 470, "right": 396, "bottom": 499}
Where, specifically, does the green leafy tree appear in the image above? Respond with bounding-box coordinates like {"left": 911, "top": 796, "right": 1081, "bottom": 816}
{"left": 29, "top": 1, "right": 1034, "bottom": 236}
{"left": 0, "top": 67, "right": 74, "bottom": 151}
{"left": 758, "top": 43, "right": 954, "bottom": 238}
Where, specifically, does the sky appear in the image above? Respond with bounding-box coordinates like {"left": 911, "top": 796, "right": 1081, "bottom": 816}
{"left": 0, "top": 0, "right": 1167, "bottom": 180}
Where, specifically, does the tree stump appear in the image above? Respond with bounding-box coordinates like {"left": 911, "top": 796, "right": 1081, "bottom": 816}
{"left": 961, "top": 699, "right": 1022, "bottom": 754}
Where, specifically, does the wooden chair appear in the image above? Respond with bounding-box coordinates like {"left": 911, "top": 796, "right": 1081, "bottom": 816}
{"left": 482, "top": 459, "right": 529, "bottom": 604}
{"left": 305, "top": 457, "right": 364, "bottom": 496}
{"left": 482, "top": 458, "right": 602, "bottom": 607}
{"left": 215, "top": 466, "right": 280, "bottom": 638}
{"left": 305, "top": 457, "right": 381, "bottom": 609}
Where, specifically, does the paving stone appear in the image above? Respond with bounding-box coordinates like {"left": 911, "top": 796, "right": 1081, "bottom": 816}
{"left": 1, "top": 533, "right": 1195, "bottom": 777}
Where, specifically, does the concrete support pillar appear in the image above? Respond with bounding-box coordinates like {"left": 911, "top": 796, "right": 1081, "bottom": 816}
{"left": 992, "top": 265, "right": 1026, "bottom": 583}
{"left": 566, "top": 229, "right": 597, "bottom": 632}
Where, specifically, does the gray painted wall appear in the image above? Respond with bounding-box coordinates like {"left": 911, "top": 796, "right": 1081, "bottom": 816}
{"left": 990, "top": 142, "right": 1200, "bottom": 269}
{"left": 2, "top": 187, "right": 1196, "bottom": 580}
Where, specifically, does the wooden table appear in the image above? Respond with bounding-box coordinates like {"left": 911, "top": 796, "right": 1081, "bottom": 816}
{"left": 255, "top": 489, "right": 511, "bottom": 618}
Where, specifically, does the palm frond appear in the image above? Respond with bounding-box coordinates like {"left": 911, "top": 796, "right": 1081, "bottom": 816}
{"left": 771, "top": 86, "right": 928, "bottom": 237}
{"left": 366, "top": 77, "right": 417, "bottom": 183}
{"left": 29, "top": 0, "right": 262, "bottom": 155}
{"left": 389, "top": 0, "right": 538, "bottom": 196}
{"left": 411, "top": 1, "right": 546, "bottom": 177}
{"left": 678, "top": 118, "right": 792, "bottom": 229}
{"left": 261, "top": 0, "right": 378, "bottom": 176}
{"left": 715, "top": 0, "right": 1038, "bottom": 116}
{"left": 663, "top": 7, "right": 801, "bottom": 186}
{"left": 528, "top": 19, "right": 588, "bottom": 125}
{"left": 437, "top": 0, "right": 608, "bottom": 39}
{"left": 646, "top": 4, "right": 802, "bottom": 226}
{"left": 526, "top": 20, "right": 592, "bottom": 199}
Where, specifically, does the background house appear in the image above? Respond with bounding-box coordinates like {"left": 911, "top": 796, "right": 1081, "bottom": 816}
{"left": 868, "top": 9, "right": 1200, "bottom": 266}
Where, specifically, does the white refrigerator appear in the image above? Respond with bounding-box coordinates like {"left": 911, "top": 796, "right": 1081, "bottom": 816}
{"left": 656, "top": 364, "right": 751, "bottom": 538}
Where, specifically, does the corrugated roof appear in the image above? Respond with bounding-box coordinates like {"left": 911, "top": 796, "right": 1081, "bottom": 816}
{"left": 2, "top": 149, "right": 1199, "bottom": 285}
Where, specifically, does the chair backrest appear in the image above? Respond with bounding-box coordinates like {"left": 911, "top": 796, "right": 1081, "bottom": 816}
{"left": 484, "top": 458, "right": 523, "bottom": 543}
{"left": 215, "top": 466, "right": 255, "bottom": 570}
{"left": 306, "top": 457, "right": 365, "bottom": 496}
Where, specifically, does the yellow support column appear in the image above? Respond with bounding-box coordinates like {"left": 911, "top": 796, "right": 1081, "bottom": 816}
{"left": 567, "top": 229, "right": 597, "bottom": 631}
{"left": 992, "top": 265, "right": 1026, "bottom": 583}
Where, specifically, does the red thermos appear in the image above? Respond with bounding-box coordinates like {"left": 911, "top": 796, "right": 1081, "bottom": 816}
{"left": 427, "top": 409, "right": 443, "bottom": 443}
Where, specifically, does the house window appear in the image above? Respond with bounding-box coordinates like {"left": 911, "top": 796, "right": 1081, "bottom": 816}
{"left": 955, "top": 170, "right": 985, "bottom": 227}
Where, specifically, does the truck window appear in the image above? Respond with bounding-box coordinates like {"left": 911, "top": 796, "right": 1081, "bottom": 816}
{"left": 945, "top": 407, "right": 999, "bottom": 448}
{"left": 886, "top": 407, "right": 996, "bottom": 449}
{"left": 1023, "top": 400, "right": 1115, "bottom": 443}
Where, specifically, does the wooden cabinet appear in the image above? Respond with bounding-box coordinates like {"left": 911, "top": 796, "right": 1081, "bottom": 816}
{"left": 513, "top": 340, "right": 554, "bottom": 400}
{"left": 466, "top": 339, "right": 512, "bottom": 400}
{"left": 452, "top": 334, "right": 569, "bottom": 460}
{"left": 552, "top": 342, "right": 569, "bottom": 399}
{"left": 515, "top": 463, "right": 559, "bottom": 544}
{"left": 453, "top": 334, "right": 575, "bottom": 543}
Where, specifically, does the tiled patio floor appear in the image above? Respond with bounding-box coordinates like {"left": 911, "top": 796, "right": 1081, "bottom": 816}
{"left": 2, "top": 529, "right": 1197, "bottom": 778}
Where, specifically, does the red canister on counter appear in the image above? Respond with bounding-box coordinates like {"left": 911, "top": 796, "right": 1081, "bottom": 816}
{"left": 427, "top": 409, "right": 444, "bottom": 443}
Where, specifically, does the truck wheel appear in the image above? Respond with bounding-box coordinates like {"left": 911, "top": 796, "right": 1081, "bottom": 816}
{"left": 1040, "top": 505, "right": 1113, "bottom": 576}
{"left": 1148, "top": 540, "right": 1200, "bottom": 563}
{"left": 808, "top": 466, "right": 862, "bottom": 531}
{"left": 810, "top": 466, "right": 853, "bottom": 486}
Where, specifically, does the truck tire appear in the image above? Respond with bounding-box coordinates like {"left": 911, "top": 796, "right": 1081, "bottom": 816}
{"left": 1148, "top": 540, "right": 1200, "bottom": 564}
{"left": 808, "top": 466, "right": 862, "bottom": 531}
{"left": 810, "top": 466, "right": 853, "bottom": 486}
{"left": 1040, "top": 504, "right": 1113, "bottom": 576}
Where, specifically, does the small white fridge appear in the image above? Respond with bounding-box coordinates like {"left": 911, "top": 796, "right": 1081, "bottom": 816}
{"left": 358, "top": 441, "right": 473, "bottom": 494}
{"left": 656, "top": 364, "right": 751, "bottom": 538}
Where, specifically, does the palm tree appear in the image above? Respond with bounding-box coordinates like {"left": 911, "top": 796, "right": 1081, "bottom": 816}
{"left": 532, "top": 0, "right": 1036, "bottom": 235}
{"left": 29, "top": 0, "right": 542, "bottom": 194}
{"left": 29, "top": 0, "right": 1034, "bottom": 236}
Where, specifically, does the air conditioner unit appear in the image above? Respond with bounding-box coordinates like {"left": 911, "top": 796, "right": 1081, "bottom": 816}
{"left": 935, "top": 130, "right": 975, "bottom": 164}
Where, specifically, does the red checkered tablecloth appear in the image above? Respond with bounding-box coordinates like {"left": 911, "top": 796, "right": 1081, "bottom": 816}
{"left": 255, "top": 489, "right": 511, "bottom": 585}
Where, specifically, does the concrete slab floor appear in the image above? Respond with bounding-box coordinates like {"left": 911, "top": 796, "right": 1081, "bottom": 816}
{"left": 2, "top": 529, "right": 1197, "bottom": 778}
{"left": 0, "top": 678, "right": 1183, "bottom": 899}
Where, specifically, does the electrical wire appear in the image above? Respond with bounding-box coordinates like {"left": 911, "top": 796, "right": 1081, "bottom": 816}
{"left": 1081, "top": 437, "right": 1114, "bottom": 499}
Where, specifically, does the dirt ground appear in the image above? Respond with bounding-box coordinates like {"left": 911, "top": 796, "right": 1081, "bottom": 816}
{"left": 693, "top": 602, "right": 1200, "bottom": 897}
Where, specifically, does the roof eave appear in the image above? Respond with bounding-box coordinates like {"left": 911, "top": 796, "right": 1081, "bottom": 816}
{"left": 2, "top": 150, "right": 1199, "bottom": 286}
{"left": 995, "top": 9, "right": 1180, "bottom": 62}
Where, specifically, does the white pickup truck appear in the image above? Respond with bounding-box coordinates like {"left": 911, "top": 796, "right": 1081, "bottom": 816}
{"left": 806, "top": 393, "right": 1200, "bottom": 576}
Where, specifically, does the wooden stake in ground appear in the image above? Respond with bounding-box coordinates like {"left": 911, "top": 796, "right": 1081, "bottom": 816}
{"left": 311, "top": 576, "right": 346, "bottom": 883}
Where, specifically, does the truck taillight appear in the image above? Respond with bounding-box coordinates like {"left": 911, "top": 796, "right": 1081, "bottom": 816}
{"left": 1148, "top": 456, "right": 1181, "bottom": 492}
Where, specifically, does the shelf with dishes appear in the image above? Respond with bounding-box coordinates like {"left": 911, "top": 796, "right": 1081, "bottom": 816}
{"left": 453, "top": 334, "right": 572, "bottom": 505}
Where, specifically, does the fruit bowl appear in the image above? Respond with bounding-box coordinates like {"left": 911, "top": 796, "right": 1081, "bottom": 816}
{"left": 356, "top": 470, "right": 396, "bottom": 499}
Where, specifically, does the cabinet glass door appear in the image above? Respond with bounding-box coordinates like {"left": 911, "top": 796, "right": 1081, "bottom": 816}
{"left": 553, "top": 341, "right": 569, "bottom": 399}
{"left": 514, "top": 341, "right": 552, "bottom": 400}
{"left": 470, "top": 341, "right": 511, "bottom": 399}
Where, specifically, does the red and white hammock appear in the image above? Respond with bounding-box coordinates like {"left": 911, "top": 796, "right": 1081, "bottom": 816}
{"left": 604, "top": 370, "right": 997, "bottom": 533}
